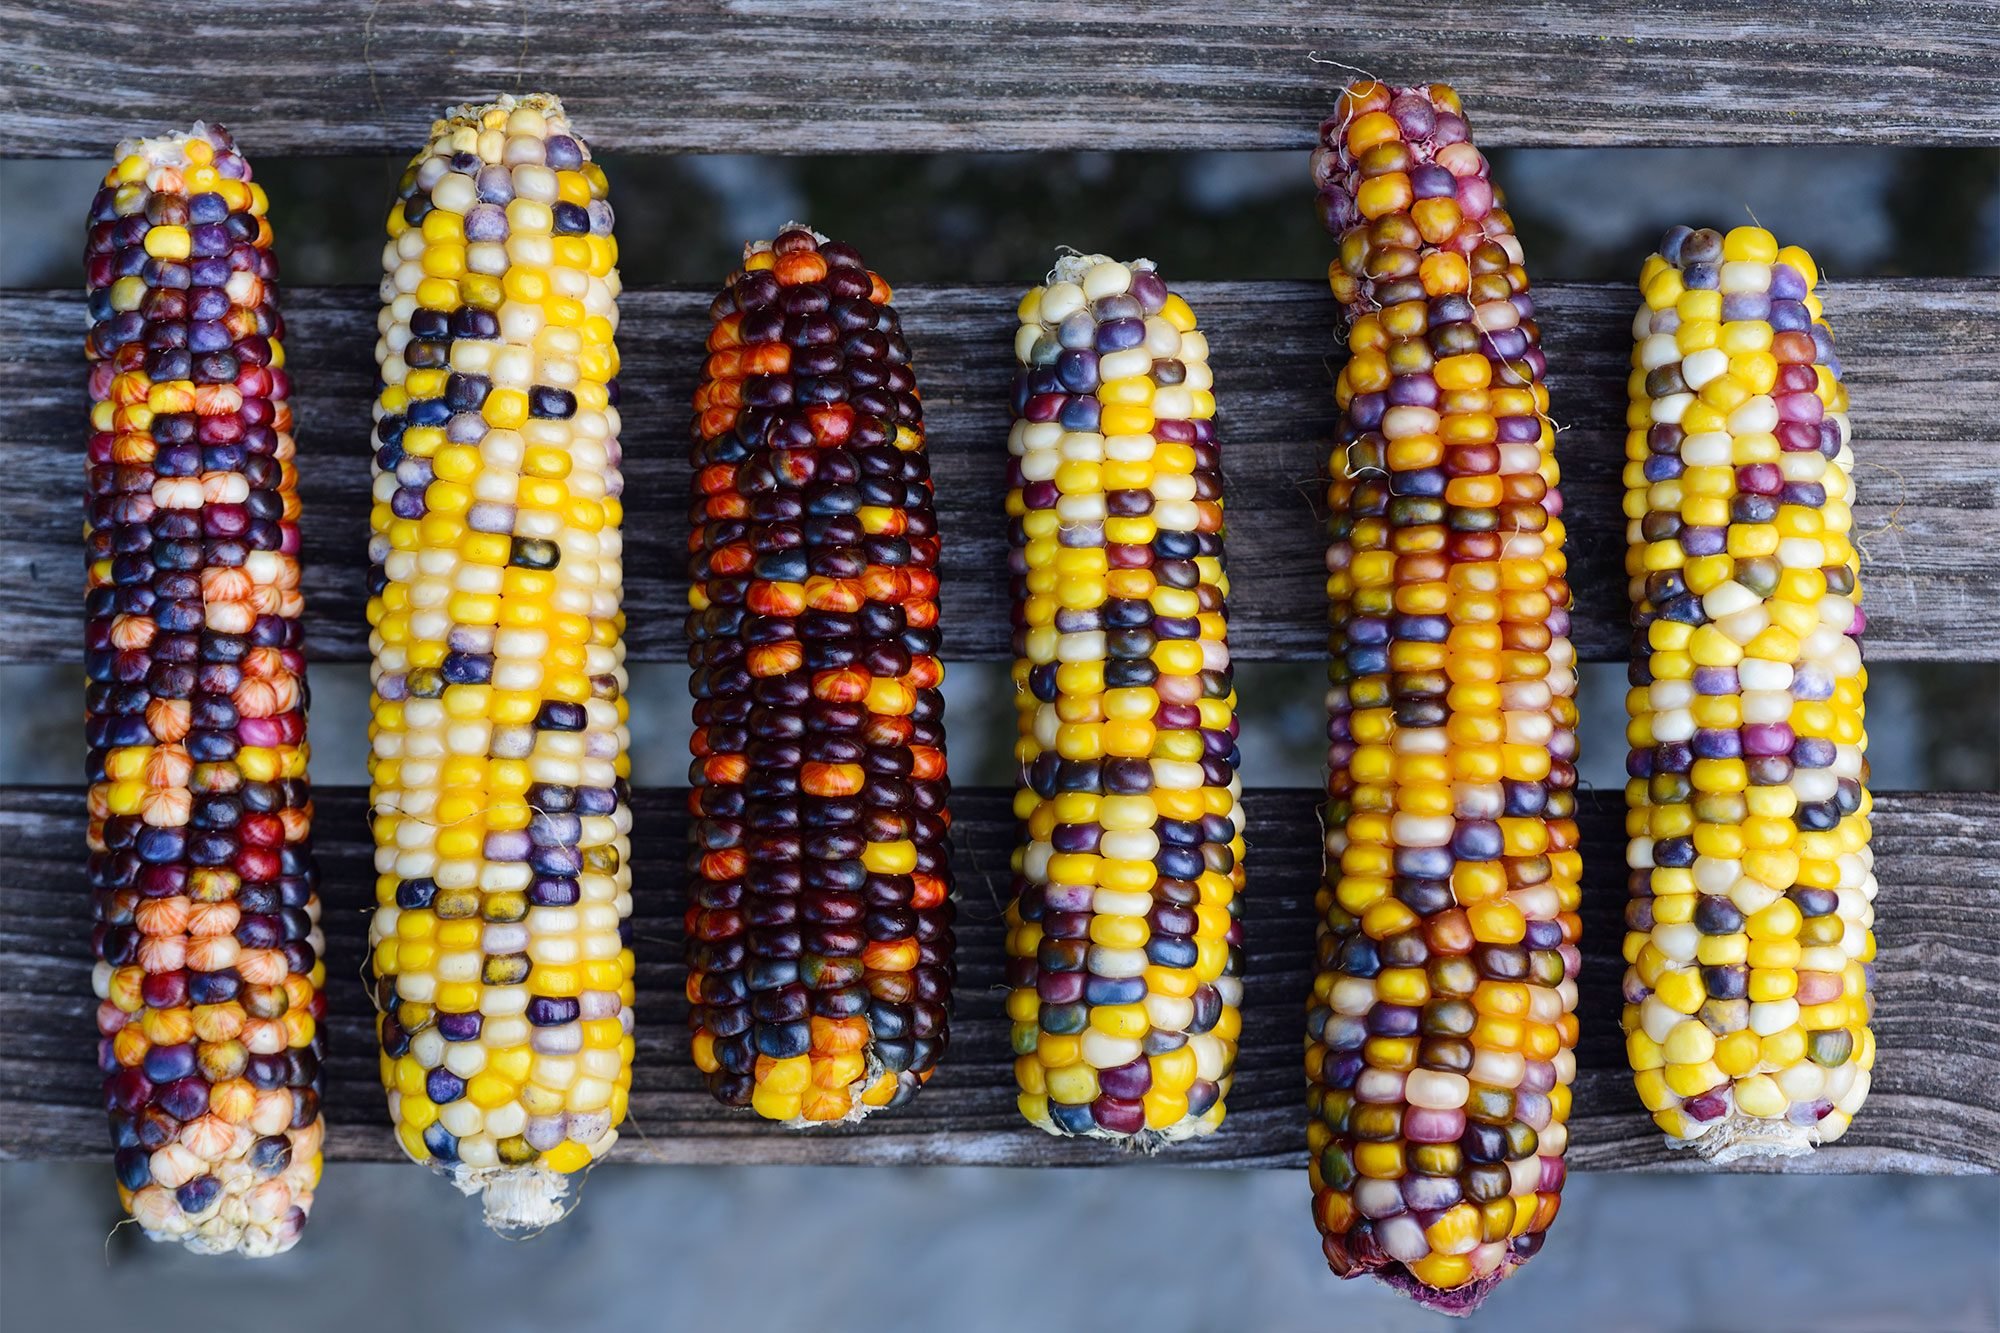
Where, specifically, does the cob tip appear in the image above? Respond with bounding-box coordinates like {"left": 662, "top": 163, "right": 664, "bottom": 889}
{"left": 1043, "top": 249, "right": 1156, "bottom": 287}
{"left": 110, "top": 122, "right": 240, "bottom": 181}
{"left": 453, "top": 1164, "right": 575, "bottom": 1236}
{"left": 743, "top": 220, "right": 829, "bottom": 263}
{"left": 431, "top": 91, "right": 577, "bottom": 140}
{"left": 1669, "top": 1120, "right": 1819, "bottom": 1164}
{"left": 1375, "top": 1264, "right": 1517, "bottom": 1318}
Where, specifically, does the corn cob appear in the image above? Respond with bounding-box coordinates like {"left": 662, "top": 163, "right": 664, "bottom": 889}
{"left": 367, "top": 94, "right": 633, "bottom": 1230}
{"left": 1306, "top": 82, "right": 1580, "bottom": 1309}
{"left": 83, "top": 124, "right": 324, "bottom": 1256}
{"left": 1004, "top": 254, "right": 1245, "bottom": 1144}
{"left": 686, "top": 225, "right": 955, "bottom": 1123}
{"left": 1622, "top": 225, "right": 1874, "bottom": 1161}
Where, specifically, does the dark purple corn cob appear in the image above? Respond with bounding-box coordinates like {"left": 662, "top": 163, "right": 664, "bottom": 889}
{"left": 686, "top": 225, "right": 955, "bottom": 1123}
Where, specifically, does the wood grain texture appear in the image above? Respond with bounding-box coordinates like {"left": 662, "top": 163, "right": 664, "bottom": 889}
{"left": 2, "top": 785, "right": 1994, "bottom": 1172}
{"left": 2, "top": 2, "right": 1996, "bottom": 154}
{"left": 6, "top": 279, "right": 1996, "bottom": 665}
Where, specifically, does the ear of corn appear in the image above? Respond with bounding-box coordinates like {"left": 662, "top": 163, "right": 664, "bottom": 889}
{"left": 367, "top": 94, "right": 634, "bottom": 1231}
{"left": 84, "top": 124, "right": 325, "bottom": 1256}
{"left": 1004, "top": 254, "right": 1245, "bottom": 1144}
{"left": 686, "top": 225, "right": 955, "bottom": 1124}
{"left": 1307, "top": 82, "right": 1580, "bottom": 1310}
{"left": 1621, "top": 225, "right": 1875, "bottom": 1161}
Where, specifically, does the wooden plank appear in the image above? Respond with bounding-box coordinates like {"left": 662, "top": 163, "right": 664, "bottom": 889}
{"left": 6, "top": 279, "right": 1996, "bottom": 665}
{"left": 2, "top": 2, "right": 1996, "bottom": 154}
{"left": 1, "top": 785, "right": 1994, "bottom": 1172}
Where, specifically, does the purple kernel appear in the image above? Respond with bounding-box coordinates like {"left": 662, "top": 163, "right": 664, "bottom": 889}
{"left": 1090, "top": 1095, "right": 1146, "bottom": 1135}
{"left": 1098, "top": 1060, "right": 1152, "bottom": 1100}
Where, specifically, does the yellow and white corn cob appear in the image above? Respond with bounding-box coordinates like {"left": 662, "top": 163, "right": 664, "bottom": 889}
{"left": 1003, "top": 253, "right": 1246, "bottom": 1144}
{"left": 366, "top": 93, "right": 634, "bottom": 1230}
{"left": 1306, "top": 81, "right": 1581, "bottom": 1309}
{"left": 1622, "top": 224, "right": 1875, "bottom": 1161}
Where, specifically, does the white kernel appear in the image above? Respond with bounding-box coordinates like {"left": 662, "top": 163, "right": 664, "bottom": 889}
{"left": 1680, "top": 347, "right": 1728, "bottom": 388}
{"left": 1081, "top": 261, "right": 1131, "bottom": 301}
{"left": 1038, "top": 282, "right": 1085, "bottom": 322}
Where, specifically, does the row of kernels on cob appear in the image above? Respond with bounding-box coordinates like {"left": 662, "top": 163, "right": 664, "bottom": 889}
{"left": 366, "top": 94, "right": 636, "bottom": 1229}
{"left": 1621, "top": 224, "right": 1875, "bottom": 1160}
{"left": 1307, "top": 82, "right": 1581, "bottom": 1307}
{"left": 686, "top": 226, "right": 955, "bottom": 1124}
{"left": 83, "top": 125, "right": 326, "bottom": 1256}
{"left": 1004, "top": 254, "right": 1246, "bottom": 1143}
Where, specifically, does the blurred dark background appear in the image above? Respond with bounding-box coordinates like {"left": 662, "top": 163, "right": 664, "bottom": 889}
{"left": 2, "top": 144, "right": 1995, "bottom": 1332}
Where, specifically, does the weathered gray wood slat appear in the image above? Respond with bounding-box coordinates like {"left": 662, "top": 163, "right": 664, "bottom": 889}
{"left": 5, "top": 279, "right": 1996, "bottom": 665}
{"left": 1, "top": 2, "right": 1995, "bottom": 153}
{"left": 1, "top": 786, "right": 1994, "bottom": 1172}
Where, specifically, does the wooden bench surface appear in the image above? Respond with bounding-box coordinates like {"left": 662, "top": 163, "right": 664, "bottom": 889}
{"left": 1, "top": 1, "right": 1996, "bottom": 153}
{"left": 1, "top": 1, "right": 1994, "bottom": 1177}
{"left": 4, "top": 786, "right": 1996, "bottom": 1171}
{"left": 6, "top": 280, "right": 1997, "bottom": 666}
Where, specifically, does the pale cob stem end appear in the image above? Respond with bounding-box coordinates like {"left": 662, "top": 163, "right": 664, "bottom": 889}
{"left": 430, "top": 92, "right": 575, "bottom": 141}
{"left": 1027, "top": 1107, "right": 1227, "bottom": 1151}
{"left": 1671, "top": 1114, "right": 1819, "bottom": 1165}
{"left": 1125, "top": 1122, "right": 1217, "bottom": 1153}
{"left": 1046, "top": 251, "right": 1155, "bottom": 287}
{"left": 778, "top": 1101, "right": 875, "bottom": 1130}
{"left": 449, "top": 1165, "right": 576, "bottom": 1236}
{"left": 111, "top": 123, "right": 237, "bottom": 181}
{"left": 743, "top": 221, "right": 833, "bottom": 266}
{"left": 1374, "top": 1263, "right": 1517, "bottom": 1318}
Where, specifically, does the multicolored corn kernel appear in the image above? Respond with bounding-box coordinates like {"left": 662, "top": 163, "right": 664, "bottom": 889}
{"left": 367, "top": 95, "right": 634, "bottom": 1230}
{"left": 84, "top": 124, "right": 325, "bottom": 1257}
{"left": 1004, "top": 254, "right": 1245, "bottom": 1144}
{"left": 686, "top": 226, "right": 955, "bottom": 1124}
{"left": 1622, "top": 224, "right": 1875, "bottom": 1161}
{"left": 1307, "top": 82, "right": 1581, "bottom": 1309}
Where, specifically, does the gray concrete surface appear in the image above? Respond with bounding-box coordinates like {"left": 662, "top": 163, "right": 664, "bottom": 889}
{"left": 3, "top": 1164, "right": 1996, "bottom": 1332}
